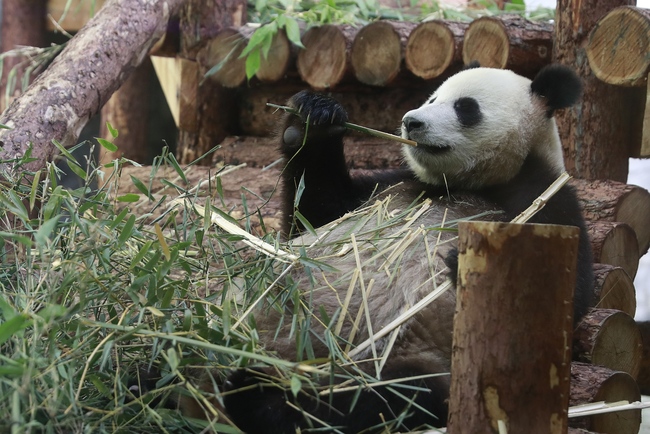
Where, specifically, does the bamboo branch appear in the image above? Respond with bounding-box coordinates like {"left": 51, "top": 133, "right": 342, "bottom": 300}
{"left": 267, "top": 103, "right": 418, "bottom": 147}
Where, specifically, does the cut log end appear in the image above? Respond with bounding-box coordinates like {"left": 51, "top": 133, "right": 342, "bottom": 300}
{"left": 350, "top": 21, "right": 403, "bottom": 86}
{"left": 405, "top": 21, "right": 456, "bottom": 80}
{"left": 198, "top": 29, "right": 246, "bottom": 88}
{"left": 574, "top": 308, "right": 642, "bottom": 379}
{"left": 462, "top": 17, "right": 509, "bottom": 69}
{"left": 587, "top": 221, "right": 639, "bottom": 279}
{"left": 586, "top": 6, "right": 650, "bottom": 87}
{"left": 256, "top": 30, "right": 291, "bottom": 82}
{"left": 592, "top": 264, "right": 636, "bottom": 317}
{"left": 570, "top": 362, "right": 641, "bottom": 434}
{"left": 297, "top": 25, "right": 350, "bottom": 90}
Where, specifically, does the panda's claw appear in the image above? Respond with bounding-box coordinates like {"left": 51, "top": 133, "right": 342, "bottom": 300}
{"left": 289, "top": 90, "right": 349, "bottom": 126}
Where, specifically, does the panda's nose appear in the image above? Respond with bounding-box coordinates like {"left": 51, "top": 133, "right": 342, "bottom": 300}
{"left": 402, "top": 116, "right": 424, "bottom": 133}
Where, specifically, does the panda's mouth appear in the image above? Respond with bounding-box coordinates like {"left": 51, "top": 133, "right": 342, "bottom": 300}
{"left": 414, "top": 143, "right": 452, "bottom": 155}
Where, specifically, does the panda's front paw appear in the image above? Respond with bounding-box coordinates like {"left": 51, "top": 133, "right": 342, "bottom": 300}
{"left": 281, "top": 91, "right": 349, "bottom": 154}
{"left": 223, "top": 368, "right": 301, "bottom": 434}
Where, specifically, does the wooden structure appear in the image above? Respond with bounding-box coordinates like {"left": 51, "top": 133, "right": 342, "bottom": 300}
{"left": 13, "top": 2, "right": 650, "bottom": 433}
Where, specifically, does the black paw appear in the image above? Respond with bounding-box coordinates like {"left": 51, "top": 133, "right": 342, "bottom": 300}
{"left": 444, "top": 248, "right": 459, "bottom": 287}
{"left": 281, "top": 91, "right": 348, "bottom": 154}
{"left": 223, "top": 368, "right": 302, "bottom": 434}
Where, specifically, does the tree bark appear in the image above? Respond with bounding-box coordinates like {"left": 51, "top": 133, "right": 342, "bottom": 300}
{"left": 0, "top": 0, "right": 47, "bottom": 112}
{"left": 448, "top": 221, "right": 579, "bottom": 434}
{"left": 350, "top": 20, "right": 416, "bottom": 86}
{"left": 175, "top": 0, "right": 246, "bottom": 165}
{"left": 554, "top": 0, "right": 645, "bottom": 182}
{"left": 634, "top": 320, "right": 650, "bottom": 395}
{"left": 586, "top": 6, "right": 650, "bottom": 87}
{"left": 569, "top": 362, "right": 641, "bottom": 434}
{"left": 592, "top": 264, "right": 636, "bottom": 317}
{"left": 586, "top": 221, "right": 639, "bottom": 279}
{"left": 405, "top": 20, "right": 467, "bottom": 80}
{"left": 297, "top": 25, "right": 357, "bottom": 90}
{"left": 572, "top": 178, "right": 650, "bottom": 255}
{"left": 462, "top": 14, "right": 552, "bottom": 78}
{"left": 0, "top": 0, "right": 185, "bottom": 174}
{"left": 573, "top": 308, "right": 642, "bottom": 378}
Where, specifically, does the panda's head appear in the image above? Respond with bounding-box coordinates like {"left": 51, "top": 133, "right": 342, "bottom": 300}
{"left": 401, "top": 65, "right": 582, "bottom": 189}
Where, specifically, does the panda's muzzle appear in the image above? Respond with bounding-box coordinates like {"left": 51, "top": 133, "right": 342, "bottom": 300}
{"left": 402, "top": 117, "right": 452, "bottom": 153}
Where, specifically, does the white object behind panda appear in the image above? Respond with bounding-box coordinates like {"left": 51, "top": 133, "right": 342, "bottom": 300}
{"left": 220, "top": 64, "right": 594, "bottom": 434}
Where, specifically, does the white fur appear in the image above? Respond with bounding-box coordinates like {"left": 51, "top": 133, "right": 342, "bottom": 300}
{"left": 401, "top": 67, "right": 565, "bottom": 189}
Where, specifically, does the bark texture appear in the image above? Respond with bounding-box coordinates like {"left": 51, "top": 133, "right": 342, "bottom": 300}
{"left": 0, "top": 0, "right": 185, "bottom": 174}
{"left": 553, "top": 0, "right": 645, "bottom": 182}
{"left": 448, "top": 221, "right": 578, "bottom": 434}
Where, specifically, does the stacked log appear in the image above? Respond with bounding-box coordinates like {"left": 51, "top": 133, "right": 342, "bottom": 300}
{"left": 350, "top": 21, "right": 416, "bottom": 86}
{"left": 462, "top": 15, "right": 553, "bottom": 77}
{"left": 405, "top": 20, "right": 467, "bottom": 80}
{"left": 584, "top": 6, "right": 650, "bottom": 158}
{"left": 587, "top": 222, "right": 639, "bottom": 279}
{"left": 592, "top": 264, "right": 636, "bottom": 316}
{"left": 297, "top": 25, "right": 357, "bottom": 89}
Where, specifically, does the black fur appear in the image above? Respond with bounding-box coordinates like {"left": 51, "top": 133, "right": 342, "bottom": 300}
{"left": 453, "top": 97, "right": 483, "bottom": 128}
{"left": 226, "top": 68, "right": 594, "bottom": 433}
{"left": 530, "top": 64, "right": 583, "bottom": 116}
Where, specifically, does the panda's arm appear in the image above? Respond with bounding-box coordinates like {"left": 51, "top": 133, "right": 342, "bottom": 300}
{"left": 445, "top": 154, "right": 595, "bottom": 324}
{"left": 278, "top": 91, "right": 409, "bottom": 237}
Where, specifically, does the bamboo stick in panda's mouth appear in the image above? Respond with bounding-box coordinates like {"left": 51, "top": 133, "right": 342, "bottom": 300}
{"left": 266, "top": 103, "right": 418, "bottom": 147}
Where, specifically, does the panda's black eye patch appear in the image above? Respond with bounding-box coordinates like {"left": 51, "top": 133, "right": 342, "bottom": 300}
{"left": 454, "top": 97, "right": 482, "bottom": 128}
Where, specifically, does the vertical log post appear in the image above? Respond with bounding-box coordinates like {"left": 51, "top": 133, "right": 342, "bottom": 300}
{"left": 554, "top": 0, "right": 645, "bottom": 181}
{"left": 448, "top": 221, "right": 579, "bottom": 434}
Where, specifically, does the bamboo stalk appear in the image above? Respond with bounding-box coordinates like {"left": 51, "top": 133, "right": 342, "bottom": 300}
{"left": 267, "top": 103, "right": 418, "bottom": 147}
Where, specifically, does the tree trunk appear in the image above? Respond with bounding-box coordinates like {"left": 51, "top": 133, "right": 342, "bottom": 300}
{"left": 0, "top": 0, "right": 185, "bottom": 174}
{"left": 175, "top": 0, "right": 246, "bottom": 165}
{"left": 553, "top": 0, "right": 645, "bottom": 182}
{"left": 448, "top": 221, "right": 579, "bottom": 434}
{"left": 0, "top": 0, "right": 47, "bottom": 112}
{"left": 462, "top": 14, "right": 552, "bottom": 78}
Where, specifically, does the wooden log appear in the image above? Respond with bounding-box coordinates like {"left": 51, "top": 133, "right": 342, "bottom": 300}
{"left": 572, "top": 178, "right": 650, "bottom": 255}
{"left": 350, "top": 21, "right": 416, "bottom": 86}
{"left": 586, "top": 6, "right": 650, "bottom": 87}
{"left": 99, "top": 58, "right": 154, "bottom": 165}
{"left": 297, "top": 25, "right": 357, "bottom": 90}
{"left": 179, "top": 0, "right": 246, "bottom": 60}
{"left": 462, "top": 15, "right": 553, "bottom": 78}
{"left": 642, "top": 72, "right": 650, "bottom": 157}
{"left": 586, "top": 221, "right": 639, "bottom": 279}
{"left": 1, "top": 0, "right": 47, "bottom": 112}
{"left": 448, "top": 222, "right": 579, "bottom": 434}
{"left": 0, "top": 0, "right": 185, "bottom": 174}
{"left": 198, "top": 27, "right": 247, "bottom": 88}
{"left": 150, "top": 56, "right": 199, "bottom": 133}
{"left": 569, "top": 362, "right": 641, "bottom": 434}
{"left": 554, "top": 0, "right": 644, "bottom": 182}
{"left": 237, "top": 84, "right": 431, "bottom": 137}
{"left": 592, "top": 264, "right": 636, "bottom": 317}
{"left": 253, "top": 29, "right": 292, "bottom": 83}
{"left": 634, "top": 320, "right": 650, "bottom": 394}
{"left": 573, "top": 308, "right": 642, "bottom": 378}
{"left": 568, "top": 429, "right": 603, "bottom": 434}
{"left": 405, "top": 20, "right": 467, "bottom": 80}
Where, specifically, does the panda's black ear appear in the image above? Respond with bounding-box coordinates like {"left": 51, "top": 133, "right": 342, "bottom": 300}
{"left": 530, "top": 65, "right": 582, "bottom": 116}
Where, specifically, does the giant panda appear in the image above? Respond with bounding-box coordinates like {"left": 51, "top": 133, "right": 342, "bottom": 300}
{"left": 217, "top": 64, "right": 595, "bottom": 433}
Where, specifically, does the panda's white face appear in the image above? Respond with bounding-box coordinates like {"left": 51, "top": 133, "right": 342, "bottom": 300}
{"left": 401, "top": 67, "right": 565, "bottom": 189}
